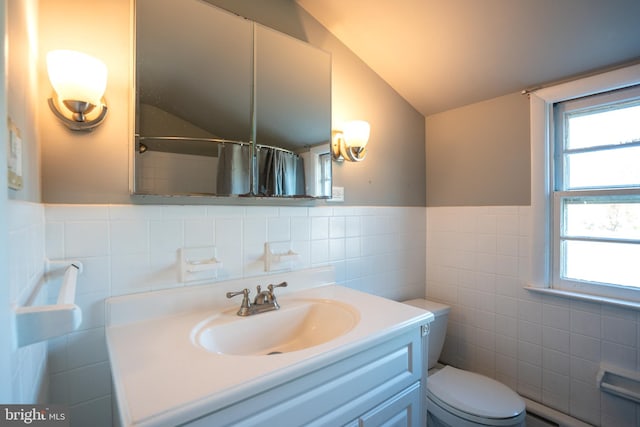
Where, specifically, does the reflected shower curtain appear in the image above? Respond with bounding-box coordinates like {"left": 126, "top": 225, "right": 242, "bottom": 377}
{"left": 257, "top": 147, "right": 305, "bottom": 196}
{"left": 216, "top": 143, "right": 251, "bottom": 195}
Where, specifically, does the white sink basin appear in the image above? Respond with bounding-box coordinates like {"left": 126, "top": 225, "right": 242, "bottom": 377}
{"left": 192, "top": 299, "right": 359, "bottom": 356}
{"left": 107, "top": 276, "right": 435, "bottom": 427}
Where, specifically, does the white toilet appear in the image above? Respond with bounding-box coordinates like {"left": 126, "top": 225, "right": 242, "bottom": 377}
{"left": 403, "top": 299, "right": 526, "bottom": 427}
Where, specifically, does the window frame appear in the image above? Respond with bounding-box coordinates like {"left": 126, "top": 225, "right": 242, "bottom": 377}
{"left": 528, "top": 64, "right": 640, "bottom": 307}
{"left": 552, "top": 85, "right": 640, "bottom": 297}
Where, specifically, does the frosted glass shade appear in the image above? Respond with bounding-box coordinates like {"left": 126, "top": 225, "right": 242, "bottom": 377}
{"left": 47, "top": 50, "right": 107, "bottom": 106}
{"left": 342, "top": 120, "right": 370, "bottom": 148}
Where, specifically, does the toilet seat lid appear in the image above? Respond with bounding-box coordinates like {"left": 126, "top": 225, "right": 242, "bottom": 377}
{"left": 427, "top": 366, "right": 525, "bottom": 419}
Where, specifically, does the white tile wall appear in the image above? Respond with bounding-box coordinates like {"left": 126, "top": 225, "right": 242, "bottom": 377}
{"left": 135, "top": 151, "right": 219, "bottom": 194}
{"left": 44, "top": 203, "right": 426, "bottom": 427}
{"left": 426, "top": 206, "right": 640, "bottom": 427}
{"left": 11, "top": 201, "right": 640, "bottom": 426}
{"left": 7, "top": 200, "right": 47, "bottom": 403}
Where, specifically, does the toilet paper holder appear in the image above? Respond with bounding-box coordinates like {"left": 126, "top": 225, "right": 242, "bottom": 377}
{"left": 14, "top": 259, "right": 83, "bottom": 347}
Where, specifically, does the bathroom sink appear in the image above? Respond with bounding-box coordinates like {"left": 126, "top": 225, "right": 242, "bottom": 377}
{"left": 192, "top": 299, "right": 359, "bottom": 356}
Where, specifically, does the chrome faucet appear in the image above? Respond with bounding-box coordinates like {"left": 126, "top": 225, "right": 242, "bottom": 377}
{"left": 226, "top": 281, "right": 288, "bottom": 316}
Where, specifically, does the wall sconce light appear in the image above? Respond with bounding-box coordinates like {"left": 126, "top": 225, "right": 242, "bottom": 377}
{"left": 332, "top": 120, "right": 370, "bottom": 162}
{"left": 46, "top": 50, "right": 108, "bottom": 131}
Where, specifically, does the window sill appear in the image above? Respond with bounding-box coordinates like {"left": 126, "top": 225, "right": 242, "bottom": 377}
{"left": 525, "top": 286, "right": 640, "bottom": 311}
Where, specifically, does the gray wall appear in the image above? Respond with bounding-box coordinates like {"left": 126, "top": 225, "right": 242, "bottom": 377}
{"left": 38, "top": 0, "right": 131, "bottom": 205}
{"left": 425, "top": 92, "right": 530, "bottom": 206}
{"left": 7, "top": 0, "right": 40, "bottom": 202}
{"left": 38, "top": 0, "right": 426, "bottom": 207}
{"left": 0, "top": 0, "right": 12, "bottom": 403}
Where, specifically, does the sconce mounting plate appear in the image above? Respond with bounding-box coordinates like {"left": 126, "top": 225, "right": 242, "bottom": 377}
{"left": 48, "top": 95, "right": 108, "bottom": 131}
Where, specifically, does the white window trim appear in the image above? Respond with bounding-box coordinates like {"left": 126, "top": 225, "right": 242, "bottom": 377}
{"left": 528, "top": 64, "right": 640, "bottom": 308}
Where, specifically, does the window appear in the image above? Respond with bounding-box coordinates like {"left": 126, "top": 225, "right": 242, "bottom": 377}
{"left": 553, "top": 86, "right": 640, "bottom": 296}
{"left": 319, "top": 152, "right": 332, "bottom": 196}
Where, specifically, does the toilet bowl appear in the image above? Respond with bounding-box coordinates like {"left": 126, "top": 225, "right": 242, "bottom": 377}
{"left": 403, "top": 299, "right": 525, "bottom": 427}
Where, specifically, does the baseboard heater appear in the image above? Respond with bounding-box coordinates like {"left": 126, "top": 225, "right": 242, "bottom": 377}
{"left": 523, "top": 398, "right": 592, "bottom": 427}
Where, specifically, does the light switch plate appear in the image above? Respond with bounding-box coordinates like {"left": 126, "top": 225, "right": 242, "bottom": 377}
{"left": 8, "top": 118, "right": 23, "bottom": 191}
{"left": 328, "top": 186, "right": 344, "bottom": 202}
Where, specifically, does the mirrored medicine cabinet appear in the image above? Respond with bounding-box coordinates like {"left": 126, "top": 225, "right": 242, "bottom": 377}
{"left": 133, "top": 0, "right": 332, "bottom": 199}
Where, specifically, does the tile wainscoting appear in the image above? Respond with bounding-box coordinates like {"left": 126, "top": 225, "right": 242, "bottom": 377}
{"left": 426, "top": 206, "right": 640, "bottom": 427}
{"left": 43, "top": 203, "right": 426, "bottom": 427}
{"left": 14, "top": 202, "right": 636, "bottom": 426}
{"left": 7, "top": 201, "right": 47, "bottom": 404}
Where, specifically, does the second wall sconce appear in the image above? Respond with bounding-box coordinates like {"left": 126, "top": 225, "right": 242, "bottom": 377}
{"left": 46, "top": 50, "right": 108, "bottom": 131}
{"left": 332, "top": 120, "right": 370, "bottom": 162}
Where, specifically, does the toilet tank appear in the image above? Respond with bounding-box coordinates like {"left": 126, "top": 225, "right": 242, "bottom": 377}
{"left": 403, "top": 299, "right": 450, "bottom": 369}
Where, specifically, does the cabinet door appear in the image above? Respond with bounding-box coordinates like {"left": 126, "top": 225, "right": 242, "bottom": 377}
{"left": 359, "top": 382, "right": 421, "bottom": 427}
{"left": 185, "top": 330, "right": 423, "bottom": 427}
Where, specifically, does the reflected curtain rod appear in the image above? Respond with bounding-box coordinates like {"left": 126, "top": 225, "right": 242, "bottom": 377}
{"left": 135, "top": 135, "right": 300, "bottom": 156}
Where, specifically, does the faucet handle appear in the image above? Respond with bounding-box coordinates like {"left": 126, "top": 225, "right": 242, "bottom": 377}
{"left": 226, "top": 288, "right": 250, "bottom": 299}
{"left": 266, "top": 282, "right": 287, "bottom": 310}
{"left": 268, "top": 281, "right": 288, "bottom": 293}
{"left": 226, "top": 288, "right": 251, "bottom": 316}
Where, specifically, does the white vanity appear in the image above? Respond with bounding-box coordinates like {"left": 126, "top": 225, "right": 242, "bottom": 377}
{"left": 105, "top": 267, "right": 433, "bottom": 426}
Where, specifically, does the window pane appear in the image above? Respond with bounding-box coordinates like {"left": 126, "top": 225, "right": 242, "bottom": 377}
{"left": 566, "top": 146, "right": 640, "bottom": 189}
{"left": 564, "top": 200, "right": 640, "bottom": 239}
{"left": 563, "top": 240, "right": 640, "bottom": 288}
{"left": 320, "top": 153, "right": 331, "bottom": 195}
{"left": 567, "top": 104, "right": 640, "bottom": 150}
{"left": 554, "top": 84, "right": 640, "bottom": 295}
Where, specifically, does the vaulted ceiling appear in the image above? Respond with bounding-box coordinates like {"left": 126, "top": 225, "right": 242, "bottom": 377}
{"left": 296, "top": 0, "right": 640, "bottom": 116}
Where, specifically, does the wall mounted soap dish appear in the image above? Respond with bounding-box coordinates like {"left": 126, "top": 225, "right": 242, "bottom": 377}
{"left": 179, "top": 246, "right": 223, "bottom": 283}
{"left": 264, "top": 242, "right": 299, "bottom": 272}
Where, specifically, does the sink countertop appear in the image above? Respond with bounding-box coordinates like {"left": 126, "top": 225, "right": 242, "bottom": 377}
{"left": 106, "top": 279, "right": 433, "bottom": 427}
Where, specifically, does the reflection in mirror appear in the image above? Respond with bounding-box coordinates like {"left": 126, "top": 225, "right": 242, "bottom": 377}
{"left": 135, "top": 0, "right": 253, "bottom": 196}
{"left": 255, "top": 25, "right": 332, "bottom": 198}
{"left": 133, "top": 0, "right": 332, "bottom": 199}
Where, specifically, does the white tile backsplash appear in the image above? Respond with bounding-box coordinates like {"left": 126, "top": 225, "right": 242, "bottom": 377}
{"left": 311, "top": 216, "right": 329, "bottom": 240}
{"left": 184, "top": 218, "right": 215, "bottom": 247}
{"left": 268, "top": 216, "right": 291, "bottom": 241}
{"left": 40, "top": 203, "right": 426, "bottom": 426}
{"left": 149, "top": 219, "right": 183, "bottom": 251}
{"left": 65, "top": 222, "right": 110, "bottom": 258}
{"left": 110, "top": 220, "right": 148, "bottom": 254}
{"left": 7, "top": 201, "right": 47, "bottom": 403}
{"left": 66, "top": 328, "right": 108, "bottom": 370}
{"left": 67, "top": 362, "right": 112, "bottom": 405}
{"left": 21, "top": 202, "right": 637, "bottom": 426}
{"left": 70, "top": 395, "right": 112, "bottom": 427}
